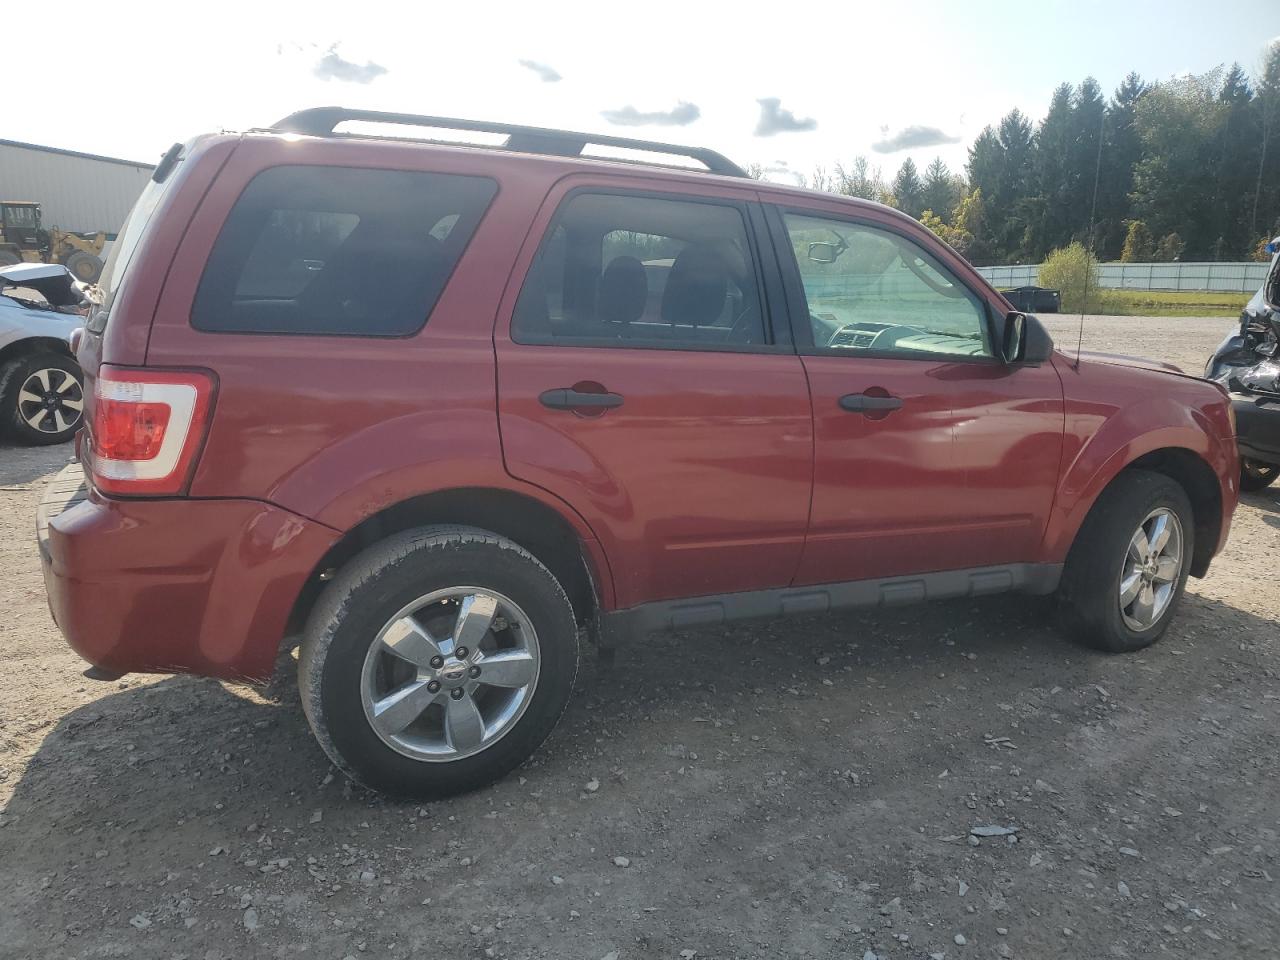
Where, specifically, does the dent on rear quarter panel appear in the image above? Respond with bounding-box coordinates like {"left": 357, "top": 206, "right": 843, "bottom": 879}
{"left": 1042, "top": 356, "right": 1234, "bottom": 561}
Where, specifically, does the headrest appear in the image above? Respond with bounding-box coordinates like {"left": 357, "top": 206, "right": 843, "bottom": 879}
{"left": 597, "top": 255, "right": 648, "bottom": 325}
{"left": 660, "top": 244, "right": 727, "bottom": 326}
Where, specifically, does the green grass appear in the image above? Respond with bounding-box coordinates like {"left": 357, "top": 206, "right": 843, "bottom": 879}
{"left": 1089, "top": 289, "right": 1250, "bottom": 318}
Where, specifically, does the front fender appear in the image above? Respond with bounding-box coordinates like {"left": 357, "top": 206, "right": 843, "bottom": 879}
{"left": 1042, "top": 391, "right": 1235, "bottom": 562}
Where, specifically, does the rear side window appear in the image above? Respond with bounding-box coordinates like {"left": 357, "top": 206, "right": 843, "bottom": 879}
{"left": 192, "top": 166, "right": 496, "bottom": 336}
{"left": 512, "top": 192, "right": 767, "bottom": 348}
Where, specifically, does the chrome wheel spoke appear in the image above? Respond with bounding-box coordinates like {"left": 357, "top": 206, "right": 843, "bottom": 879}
{"left": 24, "top": 407, "right": 48, "bottom": 429}
{"left": 1154, "top": 555, "right": 1179, "bottom": 583}
{"left": 34, "top": 369, "right": 51, "bottom": 391}
{"left": 1119, "top": 571, "right": 1143, "bottom": 606}
{"left": 61, "top": 396, "right": 83, "bottom": 412}
{"left": 18, "top": 389, "right": 42, "bottom": 406}
{"left": 1127, "top": 527, "right": 1150, "bottom": 563}
{"left": 444, "top": 692, "right": 485, "bottom": 751}
{"left": 1130, "top": 582, "right": 1156, "bottom": 625}
{"left": 453, "top": 593, "right": 499, "bottom": 651}
{"left": 1147, "top": 513, "right": 1171, "bottom": 556}
{"left": 52, "top": 409, "right": 68, "bottom": 433}
{"left": 380, "top": 616, "right": 443, "bottom": 669}
{"left": 371, "top": 679, "right": 440, "bottom": 736}
{"left": 56, "top": 376, "right": 79, "bottom": 394}
{"left": 475, "top": 650, "right": 537, "bottom": 688}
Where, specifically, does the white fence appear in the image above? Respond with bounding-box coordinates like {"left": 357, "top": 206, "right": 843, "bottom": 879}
{"left": 976, "top": 261, "right": 1268, "bottom": 294}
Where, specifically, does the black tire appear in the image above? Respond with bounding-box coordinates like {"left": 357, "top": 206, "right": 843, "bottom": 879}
{"left": 299, "top": 525, "right": 579, "bottom": 799}
{"left": 63, "top": 250, "right": 103, "bottom": 283}
{"left": 0, "top": 351, "right": 85, "bottom": 445}
{"left": 1057, "top": 469, "right": 1194, "bottom": 653}
{"left": 1240, "top": 459, "right": 1279, "bottom": 492}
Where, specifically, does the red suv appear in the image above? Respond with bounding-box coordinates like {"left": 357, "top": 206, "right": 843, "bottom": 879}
{"left": 38, "top": 108, "right": 1239, "bottom": 798}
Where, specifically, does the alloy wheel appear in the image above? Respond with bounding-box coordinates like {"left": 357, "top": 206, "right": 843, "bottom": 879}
{"left": 1118, "top": 507, "right": 1183, "bottom": 631}
{"left": 16, "top": 367, "right": 83, "bottom": 435}
{"left": 360, "top": 587, "right": 541, "bottom": 762}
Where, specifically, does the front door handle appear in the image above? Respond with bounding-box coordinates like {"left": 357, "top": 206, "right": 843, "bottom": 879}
{"left": 539, "top": 388, "right": 625, "bottom": 410}
{"left": 839, "top": 392, "right": 903, "bottom": 413}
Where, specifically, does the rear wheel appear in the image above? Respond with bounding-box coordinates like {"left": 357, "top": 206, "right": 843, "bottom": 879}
{"left": 1240, "top": 459, "right": 1279, "bottom": 492}
{"left": 1058, "top": 470, "right": 1193, "bottom": 652}
{"left": 299, "top": 526, "right": 579, "bottom": 798}
{"left": 0, "top": 351, "right": 85, "bottom": 445}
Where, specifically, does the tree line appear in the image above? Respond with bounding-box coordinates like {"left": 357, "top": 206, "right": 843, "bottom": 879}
{"left": 755, "top": 44, "right": 1280, "bottom": 267}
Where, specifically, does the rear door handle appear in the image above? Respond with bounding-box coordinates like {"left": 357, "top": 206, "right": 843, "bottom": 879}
{"left": 539, "top": 388, "right": 625, "bottom": 410}
{"left": 839, "top": 392, "right": 903, "bottom": 412}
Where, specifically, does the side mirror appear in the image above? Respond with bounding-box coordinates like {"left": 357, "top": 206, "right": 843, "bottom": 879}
{"left": 996, "top": 311, "right": 1054, "bottom": 364}
{"left": 999, "top": 311, "right": 1025, "bottom": 363}
{"left": 807, "top": 241, "right": 840, "bottom": 264}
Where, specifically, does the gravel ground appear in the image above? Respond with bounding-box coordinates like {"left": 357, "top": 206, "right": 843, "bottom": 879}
{"left": 2, "top": 315, "right": 1278, "bottom": 960}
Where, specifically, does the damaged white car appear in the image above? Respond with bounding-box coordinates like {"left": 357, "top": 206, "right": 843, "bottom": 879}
{"left": 0, "top": 263, "right": 86, "bottom": 445}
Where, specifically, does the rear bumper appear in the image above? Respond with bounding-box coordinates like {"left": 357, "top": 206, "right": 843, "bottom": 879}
{"left": 1232, "top": 393, "right": 1280, "bottom": 466}
{"left": 37, "top": 463, "right": 338, "bottom": 682}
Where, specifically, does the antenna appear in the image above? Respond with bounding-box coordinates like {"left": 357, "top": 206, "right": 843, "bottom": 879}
{"left": 1075, "top": 104, "right": 1106, "bottom": 369}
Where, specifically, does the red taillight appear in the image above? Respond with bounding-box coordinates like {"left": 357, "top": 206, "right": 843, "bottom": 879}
{"left": 88, "top": 366, "right": 216, "bottom": 496}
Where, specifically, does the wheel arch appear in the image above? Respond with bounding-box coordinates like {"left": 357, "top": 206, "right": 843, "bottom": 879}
{"left": 283, "top": 486, "right": 609, "bottom": 645}
{"left": 1052, "top": 444, "right": 1225, "bottom": 579}
{"left": 0, "top": 335, "right": 74, "bottom": 370}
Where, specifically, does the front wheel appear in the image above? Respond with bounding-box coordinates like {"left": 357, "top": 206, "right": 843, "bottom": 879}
{"left": 299, "top": 526, "right": 579, "bottom": 798}
{"left": 1240, "top": 459, "right": 1279, "bottom": 492}
{"left": 1058, "top": 470, "right": 1194, "bottom": 653}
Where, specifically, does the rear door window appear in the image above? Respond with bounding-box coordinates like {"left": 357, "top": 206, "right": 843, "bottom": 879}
{"left": 512, "top": 192, "right": 768, "bottom": 348}
{"left": 192, "top": 166, "right": 496, "bottom": 336}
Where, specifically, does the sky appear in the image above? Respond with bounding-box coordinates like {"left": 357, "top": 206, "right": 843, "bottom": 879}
{"left": 7, "top": 0, "right": 1279, "bottom": 186}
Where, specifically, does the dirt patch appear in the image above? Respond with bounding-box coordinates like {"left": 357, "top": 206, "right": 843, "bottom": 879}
{"left": 2, "top": 317, "right": 1278, "bottom": 959}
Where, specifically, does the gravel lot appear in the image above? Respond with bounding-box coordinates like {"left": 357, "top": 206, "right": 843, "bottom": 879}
{"left": 2, "top": 315, "right": 1278, "bottom": 960}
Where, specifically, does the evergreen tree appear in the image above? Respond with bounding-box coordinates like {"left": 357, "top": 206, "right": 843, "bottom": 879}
{"left": 1033, "top": 84, "right": 1075, "bottom": 257}
{"left": 921, "top": 157, "right": 960, "bottom": 222}
{"left": 892, "top": 158, "right": 924, "bottom": 219}
{"left": 1096, "top": 73, "right": 1148, "bottom": 258}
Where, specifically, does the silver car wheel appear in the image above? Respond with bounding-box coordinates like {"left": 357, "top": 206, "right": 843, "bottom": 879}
{"left": 16, "top": 367, "right": 83, "bottom": 435}
{"left": 1118, "top": 507, "right": 1183, "bottom": 631}
{"left": 360, "top": 587, "right": 540, "bottom": 763}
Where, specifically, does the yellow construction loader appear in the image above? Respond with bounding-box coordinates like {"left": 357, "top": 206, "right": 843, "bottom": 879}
{"left": 0, "top": 201, "right": 106, "bottom": 283}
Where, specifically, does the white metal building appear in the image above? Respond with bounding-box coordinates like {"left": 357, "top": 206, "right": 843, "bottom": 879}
{"left": 0, "top": 139, "right": 154, "bottom": 236}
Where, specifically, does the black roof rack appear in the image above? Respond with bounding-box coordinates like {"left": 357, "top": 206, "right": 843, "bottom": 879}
{"left": 269, "top": 107, "right": 748, "bottom": 178}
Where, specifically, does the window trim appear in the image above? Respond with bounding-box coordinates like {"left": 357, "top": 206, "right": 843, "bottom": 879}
{"left": 510, "top": 186, "right": 793, "bottom": 355}
{"left": 188, "top": 164, "right": 499, "bottom": 340}
{"left": 763, "top": 203, "right": 1003, "bottom": 366}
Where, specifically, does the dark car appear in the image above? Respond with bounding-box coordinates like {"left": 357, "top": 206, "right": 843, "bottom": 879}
{"left": 37, "top": 108, "right": 1239, "bottom": 799}
{"left": 1204, "top": 239, "right": 1280, "bottom": 491}
{"left": 1001, "top": 285, "right": 1061, "bottom": 313}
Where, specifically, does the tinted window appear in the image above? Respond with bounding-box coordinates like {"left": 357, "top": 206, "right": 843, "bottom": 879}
{"left": 192, "top": 166, "right": 496, "bottom": 336}
{"left": 513, "top": 192, "right": 765, "bottom": 348}
{"left": 783, "top": 213, "right": 992, "bottom": 359}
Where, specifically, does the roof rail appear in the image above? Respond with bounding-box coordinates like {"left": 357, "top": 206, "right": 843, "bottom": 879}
{"left": 269, "top": 107, "right": 748, "bottom": 178}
